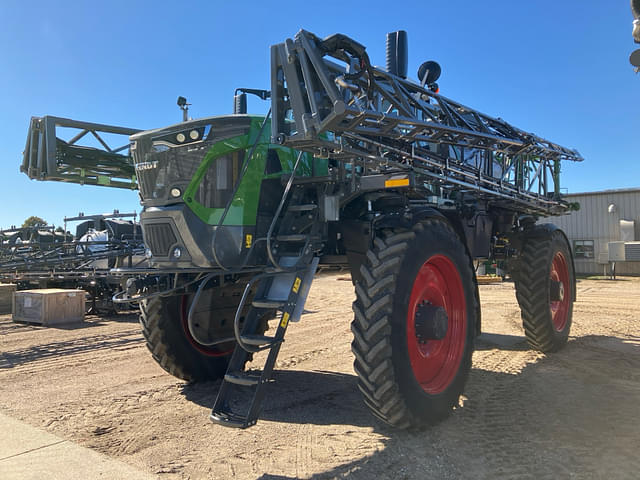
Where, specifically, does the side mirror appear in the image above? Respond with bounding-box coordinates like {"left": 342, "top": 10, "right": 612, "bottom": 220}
{"left": 630, "top": 49, "right": 640, "bottom": 69}
{"left": 418, "top": 61, "right": 441, "bottom": 88}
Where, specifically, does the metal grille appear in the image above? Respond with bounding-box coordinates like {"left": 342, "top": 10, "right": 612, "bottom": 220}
{"left": 626, "top": 242, "right": 640, "bottom": 261}
{"left": 144, "top": 223, "right": 177, "bottom": 257}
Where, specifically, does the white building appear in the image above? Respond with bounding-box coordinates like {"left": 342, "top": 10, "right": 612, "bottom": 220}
{"left": 543, "top": 188, "right": 640, "bottom": 275}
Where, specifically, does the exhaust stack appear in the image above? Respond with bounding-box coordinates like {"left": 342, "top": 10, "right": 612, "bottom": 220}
{"left": 386, "top": 31, "right": 408, "bottom": 79}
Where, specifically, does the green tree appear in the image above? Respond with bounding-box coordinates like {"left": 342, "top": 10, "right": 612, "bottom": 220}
{"left": 22, "top": 216, "right": 47, "bottom": 228}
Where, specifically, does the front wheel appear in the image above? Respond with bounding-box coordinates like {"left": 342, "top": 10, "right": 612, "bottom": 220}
{"left": 351, "top": 218, "right": 478, "bottom": 428}
{"left": 140, "top": 282, "right": 268, "bottom": 382}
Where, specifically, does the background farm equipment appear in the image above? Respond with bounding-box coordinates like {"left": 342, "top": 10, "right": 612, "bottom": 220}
{"left": 0, "top": 212, "right": 145, "bottom": 313}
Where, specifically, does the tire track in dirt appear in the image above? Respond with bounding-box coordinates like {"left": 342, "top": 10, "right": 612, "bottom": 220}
{"left": 295, "top": 423, "right": 314, "bottom": 479}
{"left": 41, "top": 382, "right": 194, "bottom": 459}
{"left": 442, "top": 338, "right": 640, "bottom": 479}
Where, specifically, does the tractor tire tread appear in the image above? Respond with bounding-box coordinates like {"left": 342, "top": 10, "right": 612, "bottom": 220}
{"left": 351, "top": 218, "right": 477, "bottom": 428}
{"left": 514, "top": 229, "right": 574, "bottom": 353}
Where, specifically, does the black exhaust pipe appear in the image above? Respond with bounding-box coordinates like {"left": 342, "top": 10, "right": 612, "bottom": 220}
{"left": 386, "top": 31, "right": 408, "bottom": 78}
{"left": 233, "top": 92, "right": 247, "bottom": 114}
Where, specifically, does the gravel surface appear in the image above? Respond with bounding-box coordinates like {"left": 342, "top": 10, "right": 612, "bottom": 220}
{"left": 1, "top": 273, "right": 639, "bottom": 479}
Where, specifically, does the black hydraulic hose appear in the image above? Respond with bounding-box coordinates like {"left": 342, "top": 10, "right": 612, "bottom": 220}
{"left": 233, "top": 276, "right": 262, "bottom": 353}
{"left": 320, "top": 32, "right": 375, "bottom": 100}
{"left": 112, "top": 272, "right": 208, "bottom": 304}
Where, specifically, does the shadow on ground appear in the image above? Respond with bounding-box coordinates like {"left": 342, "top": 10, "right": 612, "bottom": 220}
{"left": 475, "top": 332, "right": 531, "bottom": 351}
{"left": 184, "top": 335, "right": 640, "bottom": 479}
{"left": 0, "top": 327, "right": 143, "bottom": 369}
{"left": 182, "top": 369, "right": 372, "bottom": 428}
{"left": 181, "top": 330, "right": 534, "bottom": 424}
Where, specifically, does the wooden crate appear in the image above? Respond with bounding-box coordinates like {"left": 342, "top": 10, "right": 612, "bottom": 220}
{"left": 13, "top": 289, "right": 85, "bottom": 325}
{"left": 0, "top": 283, "right": 17, "bottom": 314}
{"left": 476, "top": 275, "right": 503, "bottom": 285}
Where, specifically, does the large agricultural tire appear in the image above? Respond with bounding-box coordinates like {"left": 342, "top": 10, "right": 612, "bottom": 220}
{"left": 140, "top": 288, "right": 268, "bottom": 382}
{"left": 514, "top": 228, "right": 575, "bottom": 353}
{"left": 351, "top": 218, "right": 478, "bottom": 428}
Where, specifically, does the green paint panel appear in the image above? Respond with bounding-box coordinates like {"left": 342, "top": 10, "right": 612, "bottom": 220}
{"left": 183, "top": 116, "right": 324, "bottom": 227}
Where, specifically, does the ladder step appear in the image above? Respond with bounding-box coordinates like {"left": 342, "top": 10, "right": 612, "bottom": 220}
{"left": 287, "top": 204, "right": 318, "bottom": 212}
{"left": 240, "top": 334, "right": 279, "bottom": 347}
{"left": 251, "top": 299, "right": 286, "bottom": 309}
{"left": 211, "top": 256, "right": 319, "bottom": 429}
{"left": 210, "top": 411, "right": 254, "bottom": 429}
{"left": 275, "top": 234, "right": 308, "bottom": 242}
{"left": 224, "top": 371, "right": 261, "bottom": 386}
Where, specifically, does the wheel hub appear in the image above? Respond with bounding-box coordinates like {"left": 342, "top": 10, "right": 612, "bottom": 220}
{"left": 407, "top": 253, "right": 467, "bottom": 394}
{"left": 550, "top": 279, "right": 565, "bottom": 302}
{"left": 414, "top": 301, "right": 448, "bottom": 342}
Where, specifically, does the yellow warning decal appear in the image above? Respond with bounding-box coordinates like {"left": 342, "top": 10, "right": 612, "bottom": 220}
{"left": 245, "top": 234, "right": 253, "bottom": 249}
{"left": 292, "top": 277, "right": 301, "bottom": 294}
{"left": 280, "top": 312, "right": 290, "bottom": 328}
{"left": 384, "top": 177, "right": 410, "bottom": 188}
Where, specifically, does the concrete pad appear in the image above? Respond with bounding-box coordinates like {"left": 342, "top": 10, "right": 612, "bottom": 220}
{"left": 0, "top": 413, "right": 60, "bottom": 460}
{"left": 0, "top": 412, "right": 157, "bottom": 480}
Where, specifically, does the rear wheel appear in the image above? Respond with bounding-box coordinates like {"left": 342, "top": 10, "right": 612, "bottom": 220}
{"left": 514, "top": 228, "right": 575, "bottom": 352}
{"left": 140, "top": 283, "right": 268, "bottom": 382}
{"left": 351, "top": 218, "right": 478, "bottom": 428}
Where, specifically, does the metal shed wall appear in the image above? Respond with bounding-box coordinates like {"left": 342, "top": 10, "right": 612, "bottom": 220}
{"left": 542, "top": 188, "right": 640, "bottom": 275}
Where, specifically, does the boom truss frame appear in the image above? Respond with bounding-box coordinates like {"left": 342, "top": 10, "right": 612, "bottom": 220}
{"left": 271, "top": 30, "right": 582, "bottom": 216}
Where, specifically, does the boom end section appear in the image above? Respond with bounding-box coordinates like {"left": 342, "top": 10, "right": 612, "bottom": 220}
{"left": 22, "top": 116, "right": 141, "bottom": 190}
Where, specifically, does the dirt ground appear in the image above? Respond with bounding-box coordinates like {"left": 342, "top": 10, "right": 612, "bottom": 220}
{"left": 1, "top": 273, "right": 639, "bottom": 479}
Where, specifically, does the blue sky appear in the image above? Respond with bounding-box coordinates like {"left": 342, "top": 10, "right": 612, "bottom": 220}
{"left": 0, "top": 1, "right": 638, "bottom": 229}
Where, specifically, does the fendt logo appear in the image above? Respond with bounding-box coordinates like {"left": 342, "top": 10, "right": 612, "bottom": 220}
{"left": 135, "top": 161, "right": 158, "bottom": 171}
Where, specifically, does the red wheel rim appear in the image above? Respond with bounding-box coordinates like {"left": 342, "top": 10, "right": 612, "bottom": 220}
{"left": 550, "top": 252, "right": 570, "bottom": 332}
{"left": 180, "top": 295, "right": 234, "bottom": 357}
{"left": 407, "top": 255, "right": 467, "bottom": 394}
